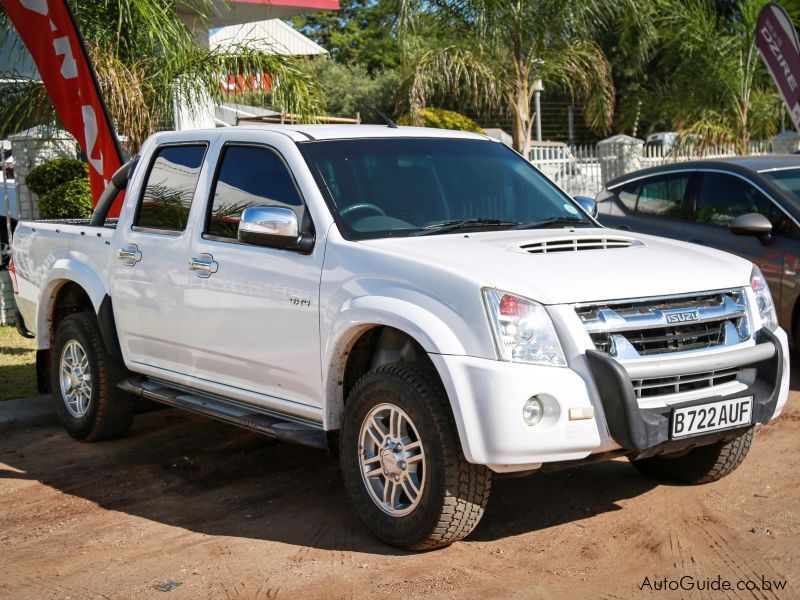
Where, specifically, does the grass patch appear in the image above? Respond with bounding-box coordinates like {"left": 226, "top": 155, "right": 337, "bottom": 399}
{"left": 0, "top": 325, "right": 38, "bottom": 400}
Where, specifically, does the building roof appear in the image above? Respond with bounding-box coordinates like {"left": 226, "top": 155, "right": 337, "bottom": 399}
{"left": 210, "top": 19, "right": 327, "bottom": 55}
{"left": 180, "top": 0, "right": 339, "bottom": 29}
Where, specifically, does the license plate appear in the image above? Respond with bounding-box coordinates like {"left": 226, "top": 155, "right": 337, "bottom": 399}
{"left": 671, "top": 396, "right": 753, "bottom": 439}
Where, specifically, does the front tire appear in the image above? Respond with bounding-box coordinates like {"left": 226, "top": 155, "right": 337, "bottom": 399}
{"left": 51, "top": 311, "right": 134, "bottom": 441}
{"left": 630, "top": 427, "right": 754, "bottom": 484}
{"left": 340, "top": 362, "right": 492, "bottom": 550}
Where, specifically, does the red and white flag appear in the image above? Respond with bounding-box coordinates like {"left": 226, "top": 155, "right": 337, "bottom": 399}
{"left": 2, "top": 0, "right": 124, "bottom": 213}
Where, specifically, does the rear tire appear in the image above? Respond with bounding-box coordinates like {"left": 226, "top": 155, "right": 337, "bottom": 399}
{"left": 340, "top": 362, "right": 492, "bottom": 550}
{"left": 51, "top": 311, "right": 134, "bottom": 441}
{"left": 630, "top": 427, "right": 754, "bottom": 484}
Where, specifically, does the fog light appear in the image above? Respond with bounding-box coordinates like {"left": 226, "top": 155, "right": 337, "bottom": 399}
{"left": 523, "top": 397, "right": 544, "bottom": 426}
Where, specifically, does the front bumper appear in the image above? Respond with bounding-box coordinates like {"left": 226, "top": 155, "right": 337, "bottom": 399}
{"left": 586, "top": 328, "right": 784, "bottom": 452}
{"left": 431, "top": 327, "right": 790, "bottom": 471}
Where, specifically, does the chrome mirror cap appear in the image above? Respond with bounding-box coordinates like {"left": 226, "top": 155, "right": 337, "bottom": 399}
{"left": 237, "top": 206, "right": 315, "bottom": 253}
{"left": 239, "top": 206, "right": 299, "bottom": 240}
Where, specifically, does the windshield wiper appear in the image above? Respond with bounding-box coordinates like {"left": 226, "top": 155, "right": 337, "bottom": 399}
{"left": 515, "top": 216, "right": 591, "bottom": 230}
{"left": 411, "top": 218, "right": 520, "bottom": 236}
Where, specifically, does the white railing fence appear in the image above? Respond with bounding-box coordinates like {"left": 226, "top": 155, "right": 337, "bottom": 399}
{"left": 531, "top": 140, "right": 774, "bottom": 198}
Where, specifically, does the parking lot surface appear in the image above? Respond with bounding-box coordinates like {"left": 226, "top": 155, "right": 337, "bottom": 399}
{"left": 1, "top": 388, "right": 798, "bottom": 599}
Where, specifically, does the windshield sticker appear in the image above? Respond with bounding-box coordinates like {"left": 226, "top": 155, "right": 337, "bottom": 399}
{"left": 564, "top": 203, "right": 579, "bottom": 215}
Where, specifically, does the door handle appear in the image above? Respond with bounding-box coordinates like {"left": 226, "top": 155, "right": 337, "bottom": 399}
{"left": 686, "top": 238, "right": 706, "bottom": 245}
{"left": 616, "top": 225, "right": 631, "bottom": 231}
{"left": 189, "top": 253, "right": 218, "bottom": 278}
{"left": 117, "top": 245, "right": 141, "bottom": 266}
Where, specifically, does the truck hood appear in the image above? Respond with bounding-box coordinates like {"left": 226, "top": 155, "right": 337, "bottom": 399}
{"left": 361, "top": 228, "right": 753, "bottom": 305}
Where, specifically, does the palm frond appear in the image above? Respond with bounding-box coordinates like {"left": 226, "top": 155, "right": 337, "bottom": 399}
{"left": 89, "top": 43, "right": 154, "bottom": 152}
{"left": 0, "top": 78, "right": 55, "bottom": 137}
{"left": 402, "top": 46, "right": 504, "bottom": 123}
{"left": 537, "top": 39, "right": 615, "bottom": 134}
{"left": 647, "top": 0, "right": 781, "bottom": 150}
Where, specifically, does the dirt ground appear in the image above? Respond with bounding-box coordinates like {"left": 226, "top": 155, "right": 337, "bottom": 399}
{"left": 1, "top": 380, "right": 799, "bottom": 599}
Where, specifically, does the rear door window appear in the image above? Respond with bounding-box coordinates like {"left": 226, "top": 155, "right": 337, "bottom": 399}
{"left": 135, "top": 144, "right": 207, "bottom": 233}
{"left": 636, "top": 174, "right": 689, "bottom": 218}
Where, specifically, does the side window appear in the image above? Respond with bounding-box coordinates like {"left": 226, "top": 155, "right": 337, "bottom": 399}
{"left": 636, "top": 174, "right": 688, "bottom": 218}
{"left": 770, "top": 203, "right": 800, "bottom": 238}
{"left": 694, "top": 173, "right": 769, "bottom": 226}
{"left": 206, "top": 145, "right": 303, "bottom": 239}
{"left": 616, "top": 181, "right": 640, "bottom": 212}
{"left": 135, "top": 144, "right": 206, "bottom": 232}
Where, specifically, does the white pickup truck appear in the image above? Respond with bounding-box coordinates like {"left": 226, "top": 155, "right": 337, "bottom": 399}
{"left": 9, "top": 125, "right": 790, "bottom": 549}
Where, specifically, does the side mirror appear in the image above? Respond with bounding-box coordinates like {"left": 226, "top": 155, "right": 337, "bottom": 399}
{"left": 573, "top": 196, "right": 598, "bottom": 218}
{"left": 728, "top": 212, "right": 772, "bottom": 244}
{"left": 238, "top": 206, "right": 314, "bottom": 253}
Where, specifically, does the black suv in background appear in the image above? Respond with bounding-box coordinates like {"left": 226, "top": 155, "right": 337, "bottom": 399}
{"left": 595, "top": 156, "right": 800, "bottom": 340}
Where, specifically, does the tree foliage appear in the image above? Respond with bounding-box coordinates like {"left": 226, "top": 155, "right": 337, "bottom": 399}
{"left": 39, "top": 179, "right": 93, "bottom": 220}
{"left": 396, "top": 1, "right": 650, "bottom": 155}
{"left": 25, "top": 158, "right": 87, "bottom": 196}
{"left": 397, "top": 107, "right": 484, "bottom": 132}
{"left": 0, "top": 0, "right": 324, "bottom": 153}
{"left": 28, "top": 158, "right": 92, "bottom": 219}
{"left": 303, "top": 59, "right": 399, "bottom": 123}
{"left": 610, "top": 0, "right": 798, "bottom": 150}
{"left": 291, "top": 0, "right": 402, "bottom": 72}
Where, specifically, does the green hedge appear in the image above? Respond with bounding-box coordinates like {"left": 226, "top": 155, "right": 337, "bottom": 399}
{"left": 38, "top": 178, "right": 93, "bottom": 219}
{"left": 26, "top": 158, "right": 88, "bottom": 196}
{"left": 27, "top": 158, "right": 92, "bottom": 219}
{"left": 397, "top": 108, "right": 485, "bottom": 133}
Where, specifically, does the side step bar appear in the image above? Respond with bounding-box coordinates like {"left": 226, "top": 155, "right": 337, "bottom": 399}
{"left": 120, "top": 376, "right": 327, "bottom": 450}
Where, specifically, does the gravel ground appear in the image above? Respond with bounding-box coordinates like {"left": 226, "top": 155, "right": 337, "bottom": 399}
{"left": 1, "top": 375, "right": 798, "bottom": 599}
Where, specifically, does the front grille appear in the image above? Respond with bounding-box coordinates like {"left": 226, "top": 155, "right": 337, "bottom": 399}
{"left": 632, "top": 368, "right": 742, "bottom": 399}
{"left": 590, "top": 320, "right": 727, "bottom": 355}
{"left": 577, "top": 289, "right": 749, "bottom": 359}
{"left": 519, "top": 236, "right": 643, "bottom": 254}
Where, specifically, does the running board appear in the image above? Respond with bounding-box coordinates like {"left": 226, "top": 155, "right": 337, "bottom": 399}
{"left": 119, "top": 376, "right": 327, "bottom": 450}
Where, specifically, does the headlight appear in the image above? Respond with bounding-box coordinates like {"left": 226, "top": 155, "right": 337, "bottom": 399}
{"left": 482, "top": 289, "right": 567, "bottom": 367}
{"left": 750, "top": 265, "right": 778, "bottom": 331}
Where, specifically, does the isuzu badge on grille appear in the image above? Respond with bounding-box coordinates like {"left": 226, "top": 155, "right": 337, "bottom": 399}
{"left": 664, "top": 309, "right": 701, "bottom": 324}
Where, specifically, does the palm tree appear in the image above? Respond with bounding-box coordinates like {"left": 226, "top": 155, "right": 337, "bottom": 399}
{"left": 0, "top": 0, "right": 323, "bottom": 153}
{"left": 641, "top": 0, "right": 789, "bottom": 154}
{"left": 398, "top": 1, "right": 654, "bottom": 156}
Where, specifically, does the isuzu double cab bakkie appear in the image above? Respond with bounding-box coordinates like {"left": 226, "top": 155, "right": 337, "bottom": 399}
{"left": 10, "top": 125, "right": 790, "bottom": 549}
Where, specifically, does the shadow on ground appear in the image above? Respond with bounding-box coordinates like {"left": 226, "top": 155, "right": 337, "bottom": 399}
{"left": 0, "top": 407, "right": 657, "bottom": 555}
{"left": 1, "top": 350, "right": 795, "bottom": 554}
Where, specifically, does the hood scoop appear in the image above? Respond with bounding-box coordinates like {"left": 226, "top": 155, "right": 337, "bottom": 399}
{"left": 516, "top": 236, "right": 645, "bottom": 254}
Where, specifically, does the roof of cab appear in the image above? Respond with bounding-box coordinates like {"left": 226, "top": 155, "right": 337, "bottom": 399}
{"left": 153, "top": 124, "right": 493, "bottom": 143}
{"left": 231, "top": 123, "right": 492, "bottom": 142}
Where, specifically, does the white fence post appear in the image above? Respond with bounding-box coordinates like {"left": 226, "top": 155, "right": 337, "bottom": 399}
{"left": 530, "top": 138, "right": 775, "bottom": 198}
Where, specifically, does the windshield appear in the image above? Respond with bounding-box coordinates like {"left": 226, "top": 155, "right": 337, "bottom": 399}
{"left": 300, "top": 138, "right": 593, "bottom": 239}
{"left": 763, "top": 168, "right": 800, "bottom": 200}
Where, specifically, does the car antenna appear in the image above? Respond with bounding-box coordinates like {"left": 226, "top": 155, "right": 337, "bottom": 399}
{"left": 375, "top": 108, "right": 398, "bottom": 129}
